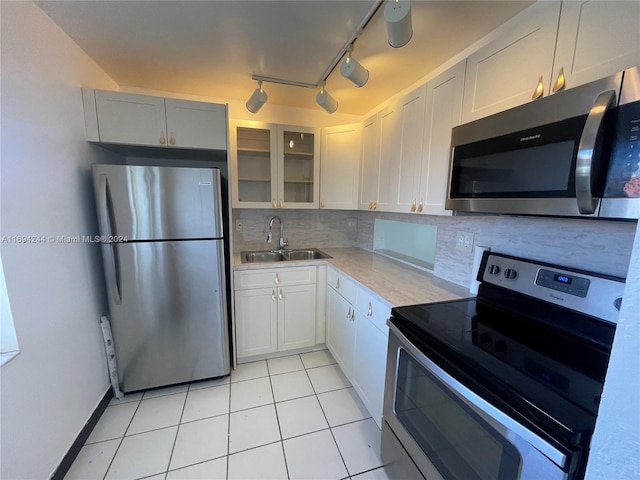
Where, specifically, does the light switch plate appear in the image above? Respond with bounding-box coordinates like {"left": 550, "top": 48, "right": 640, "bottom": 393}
{"left": 235, "top": 220, "right": 243, "bottom": 232}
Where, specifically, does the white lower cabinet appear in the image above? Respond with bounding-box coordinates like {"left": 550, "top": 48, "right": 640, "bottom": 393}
{"left": 326, "top": 267, "right": 389, "bottom": 428}
{"left": 234, "top": 266, "right": 317, "bottom": 360}
{"left": 326, "top": 283, "right": 356, "bottom": 378}
{"left": 352, "top": 312, "right": 388, "bottom": 429}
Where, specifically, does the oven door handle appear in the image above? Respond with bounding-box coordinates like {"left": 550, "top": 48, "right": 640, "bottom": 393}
{"left": 388, "top": 324, "right": 569, "bottom": 469}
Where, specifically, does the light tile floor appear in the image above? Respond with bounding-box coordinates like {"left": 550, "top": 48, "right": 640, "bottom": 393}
{"left": 65, "top": 350, "right": 391, "bottom": 480}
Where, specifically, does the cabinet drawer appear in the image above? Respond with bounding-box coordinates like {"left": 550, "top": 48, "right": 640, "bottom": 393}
{"left": 235, "top": 266, "right": 316, "bottom": 290}
{"left": 355, "top": 289, "right": 391, "bottom": 334}
{"left": 327, "top": 267, "right": 358, "bottom": 301}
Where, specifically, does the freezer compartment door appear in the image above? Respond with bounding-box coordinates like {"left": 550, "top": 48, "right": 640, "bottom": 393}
{"left": 93, "top": 165, "right": 223, "bottom": 241}
{"left": 104, "top": 239, "right": 230, "bottom": 392}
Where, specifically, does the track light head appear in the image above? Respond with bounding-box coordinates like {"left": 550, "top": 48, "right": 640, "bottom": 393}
{"left": 340, "top": 48, "right": 369, "bottom": 88}
{"left": 385, "top": 0, "right": 413, "bottom": 48}
{"left": 316, "top": 85, "right": 338, "bottom": 114}
{"left": 246, "top": 80, "right": 267, "bottom": 113}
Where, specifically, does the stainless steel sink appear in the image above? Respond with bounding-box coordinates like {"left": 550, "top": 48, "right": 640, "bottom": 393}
{"left": 240, "top": 248, "right": 331, "bottom": 263}
{"left": 241, "top": 251, "right": 285, "bottom": 263}
{"left": 283, "top": 249, "right": 332, "bottom": 261}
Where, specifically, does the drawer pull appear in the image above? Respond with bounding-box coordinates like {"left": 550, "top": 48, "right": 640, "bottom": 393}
{"left": 275, "top": 274, "right": 280, "bottom": 284}
{"left": 368, "top": 302, "right": 373, "bottom": 317}
{"left": 336, "top": 278, "right": 340, "bottom": 289}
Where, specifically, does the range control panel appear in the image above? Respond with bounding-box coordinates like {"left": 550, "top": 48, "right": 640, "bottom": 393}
{"left": 535, "top": 269, "right": 590, "bottom": 297}
{"left": 479, "top": 252, "right": 625, "bottom": 323}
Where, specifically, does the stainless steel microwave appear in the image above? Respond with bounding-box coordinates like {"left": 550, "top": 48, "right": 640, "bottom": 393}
{"left": 446, "top": 66, "right": 640, "bottom": 220}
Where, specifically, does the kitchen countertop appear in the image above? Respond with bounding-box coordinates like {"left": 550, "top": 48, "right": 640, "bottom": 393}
{"left": 233, "top": 247, "right": 471, "bottom": 308}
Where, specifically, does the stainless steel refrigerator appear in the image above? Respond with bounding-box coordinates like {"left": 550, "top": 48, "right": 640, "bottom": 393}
{"left": 92, "top": 164, "right": 230, "bottom": 393}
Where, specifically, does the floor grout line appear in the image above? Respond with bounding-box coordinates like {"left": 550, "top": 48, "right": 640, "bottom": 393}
{"left": 70, "top": 351, "right": 387, "bottom": 480}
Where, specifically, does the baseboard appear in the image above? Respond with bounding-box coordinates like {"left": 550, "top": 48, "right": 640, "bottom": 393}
{"left": 51, "top": 387, "right": 113, "bottom": 480}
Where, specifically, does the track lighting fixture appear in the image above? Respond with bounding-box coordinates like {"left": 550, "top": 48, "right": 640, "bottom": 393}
{"left": 385, "top": 0, "right": 413, "bottom": 48}
{"left": 316, "top": 83, "right": 338, "bottom": 114}
{"left": 246, "top": 80, "right": 267, "bottom": 113}
{"left": 340, "top": 45, "right": 369, "bottom": 88}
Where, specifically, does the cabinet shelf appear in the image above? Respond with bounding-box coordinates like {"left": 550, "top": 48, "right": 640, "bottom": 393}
{"left": 239, "top": 177, "right": 271, "bottom": 183}
{"left": 285, "top": 152, "right": 314, "bottom": 159}
{"left": 284, "top": 179, "right": 313, "bottom": 184}
{"left": 238, "top": 148, "right": 270, "bottom": 155}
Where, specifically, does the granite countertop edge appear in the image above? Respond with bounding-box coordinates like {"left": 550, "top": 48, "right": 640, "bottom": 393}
{"left": 233, "top": 247, "right": 471, "bottom": 308}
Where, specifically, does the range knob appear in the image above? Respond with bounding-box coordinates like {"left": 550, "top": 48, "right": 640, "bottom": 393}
{"left": 504, "top": 268, "right": 517, "bottom": 279}
{"left": 488, "top": 265, "right": 500, "bottom": 275}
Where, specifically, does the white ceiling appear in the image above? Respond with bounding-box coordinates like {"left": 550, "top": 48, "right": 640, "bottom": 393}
{"left": 36, "top": 0, "right": 533, "bottom": 116}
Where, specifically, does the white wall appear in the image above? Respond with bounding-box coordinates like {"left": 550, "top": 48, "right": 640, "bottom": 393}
{"left": 585, "top": 218, "right": 640, "bottom": 479}
{"left": 0, "top": 2, "right": 120, "bottom": 478}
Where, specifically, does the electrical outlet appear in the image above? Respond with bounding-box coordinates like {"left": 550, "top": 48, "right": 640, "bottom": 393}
{"left": 455, "top": 231, "right": 474, "bottom": 252}
{"left": 235, "top": 220, "right": 243, "bottom": 232}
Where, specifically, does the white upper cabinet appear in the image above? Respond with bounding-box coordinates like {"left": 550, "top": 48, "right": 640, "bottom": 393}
{"left": 462, "top": 0, "right": 640, "bottom": 123}
{"left": 164, "top": 99, "right": 227, "bottom": 150}
{"left": 359, "top": 114, "right": 380, "bottom": 211}
{"left": 86, "top": 90, "right": 227, "bottom": 150}
{"left": 419, "top": 60, "right": 466, "bottom": 216}
{"left": 388, "top": 85, "right": 427, "bottom": 214}
{"left": 551, "top": 0, "right": 640, "bottom": 94}
{"left": 320, "top": 124, "right": 361, "bottom": 210}
{"left": 230, "top": 121, "right": 319, "bottom": 209}
{"left": 462, "top": 2, "right": 561, "bottom": 123}
{"left": 359, "top": 107, "right": 399, "bottom": 211}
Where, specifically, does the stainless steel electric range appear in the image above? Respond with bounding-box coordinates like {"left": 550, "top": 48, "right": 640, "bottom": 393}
{"left": 382, "top": 251, "right": 625, "bottom": 480}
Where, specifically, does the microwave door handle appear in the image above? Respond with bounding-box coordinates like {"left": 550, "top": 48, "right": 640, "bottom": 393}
{"left": 575, "top": 90, "right": 616, "bottom": 214}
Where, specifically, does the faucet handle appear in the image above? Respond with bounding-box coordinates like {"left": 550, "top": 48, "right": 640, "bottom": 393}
{"left": 281, "top": 238, "right": 289, "bottom": 248}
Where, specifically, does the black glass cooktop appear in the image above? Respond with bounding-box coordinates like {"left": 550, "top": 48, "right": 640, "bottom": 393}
{"left": 389, "top": 285, "right": 616, "bottom": 450}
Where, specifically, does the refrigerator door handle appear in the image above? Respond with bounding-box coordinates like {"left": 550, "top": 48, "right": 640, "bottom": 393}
{"left": 98, "top": 174, "right": 122, "bottom": 305}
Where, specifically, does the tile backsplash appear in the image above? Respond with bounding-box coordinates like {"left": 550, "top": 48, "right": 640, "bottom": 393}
{"left": 232, "top": 209, "right": 637, "bottom": 289}
{"left": 231, "top": 209, "right": 359, "bottom": 253}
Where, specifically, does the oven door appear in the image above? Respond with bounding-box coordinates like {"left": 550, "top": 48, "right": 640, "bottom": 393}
{"left": 382, "top": 327, "right": 571, "bottom": 480}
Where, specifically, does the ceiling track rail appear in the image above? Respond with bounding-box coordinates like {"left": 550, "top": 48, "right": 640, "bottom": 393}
{"left": 251, "top": 0, "right": 384, "bottom": 90}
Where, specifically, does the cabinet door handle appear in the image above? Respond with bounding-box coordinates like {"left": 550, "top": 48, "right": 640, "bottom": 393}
{"left": 159, "top": 133, "right": 166, "bottom": 145}
{"left": 417, "top": 199, "right": 424, "bottom": 213}
{"left": 320, "top": 201, "right": 325, "bottom": 209}
{"left": 279, "top": 289, "right": 283, "bottom": 300}
{"left": 368, "top": 302, "right": 373, "bottom": 317}
{"left": 346, "top": 307, "right": 352, "bottom": 319}
{"left": 532, "top": 75, "right": 544, "bottom": 100}
{"left": 552, "top": 67, "right": 565, "bottom": 93}
{"left": 272, "top": 198, "right": 277, "bottom": 208}
{"left": 275, "top": 274, "right": 280, "bottom": 284}
{"left": 272, "top": 290, "right": 276, "bottom": 301}
{"left": 169, "top": 132, "right": 176, "bottom": 145}
{"left": 410, "top": 200, "right": 416, "bottom": 212}
{"left": 279, "top": 199, "right": 284, "bottom": 208}
{"left": 373, "top": 202, "right": 377, "bottom": 210}
{"left": 336, "top": 278, "right": 340, "bottom": 289}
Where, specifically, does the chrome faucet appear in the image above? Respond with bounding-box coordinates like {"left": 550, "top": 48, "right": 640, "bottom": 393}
{"left": 267, "top": 216, "right": 289, "bottom": 249}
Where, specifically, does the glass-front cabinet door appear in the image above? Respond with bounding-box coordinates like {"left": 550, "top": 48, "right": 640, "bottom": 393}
{"left": 231, "top": 121, "right": 278, "bottom": 208}
{"left": 279, "top": 126, "right": 319, "bottom": 208}
{"left": 231, "top": 121, "right": 319, "bottom": 209}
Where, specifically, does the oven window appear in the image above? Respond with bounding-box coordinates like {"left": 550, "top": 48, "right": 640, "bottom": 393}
{"left": 394, "top": 349, "right": 521, "bottom": 480}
